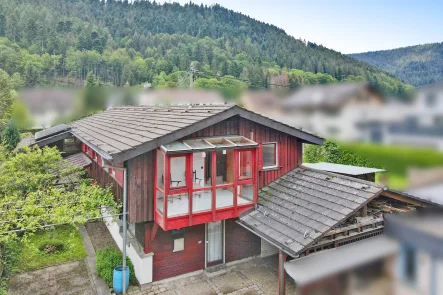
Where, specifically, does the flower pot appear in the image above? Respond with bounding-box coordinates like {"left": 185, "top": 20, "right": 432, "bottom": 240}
{"left": 113, "top": 266, "right": 130, "bottom": 294}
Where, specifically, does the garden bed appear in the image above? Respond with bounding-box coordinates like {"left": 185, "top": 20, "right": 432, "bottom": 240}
{"left": 85, "top": 221, "right": 118, "bottom": 251}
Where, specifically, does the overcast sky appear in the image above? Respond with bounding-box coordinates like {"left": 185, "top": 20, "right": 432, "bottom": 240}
{"left": 164, "top": 0, "right": 442, "bottom": 54}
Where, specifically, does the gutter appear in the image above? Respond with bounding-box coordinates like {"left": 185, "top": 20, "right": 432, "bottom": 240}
{"left": 73, "top": 132, "right": 114, "bottom": 162}
{"left": 236, "top": 219, "right": 298, "bottom": 258}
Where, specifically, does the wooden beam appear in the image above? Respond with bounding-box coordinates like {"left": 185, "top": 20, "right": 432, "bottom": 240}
{"left": 381, "top": 191, "right": 426, "bottom": 207}
{"left": 360, "top": 204, "right": 367, "bottom": 217}
{"left": 151, "top": 222, "right": 159, "bottom": 242}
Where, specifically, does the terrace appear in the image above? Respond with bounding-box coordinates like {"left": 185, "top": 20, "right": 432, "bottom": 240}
{"left": 154, "top": 136, "right": 259, "bottom": 230}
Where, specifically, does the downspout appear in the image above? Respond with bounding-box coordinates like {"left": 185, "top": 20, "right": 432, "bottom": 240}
{"left": 104, "top": 163, "right": 128, "bottom": 295}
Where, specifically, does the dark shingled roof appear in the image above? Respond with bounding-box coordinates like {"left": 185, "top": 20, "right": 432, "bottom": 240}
{"left": 71, "top": 104, "right": 324, "bottom": 163}
{"left": 64, "top": 152, "right": 92, "bottom": 168}
{"left": 17, "top": 135, "right": 36, "bottom": 149}
{"left": 238, "top": 167, "right": 384, "bottom": 257}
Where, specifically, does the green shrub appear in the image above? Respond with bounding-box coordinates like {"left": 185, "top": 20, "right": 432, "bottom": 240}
{"left": 343, "top": 142, "right": 443, "bottom": 176}
{"left": 37, "top": 240, "right": 65, "bottom": 254}
{"left": 304, "top": 140, "right": 378, "bottom": 168}
{"left": 96, "top": 248, "right": 137, "bottom": 288}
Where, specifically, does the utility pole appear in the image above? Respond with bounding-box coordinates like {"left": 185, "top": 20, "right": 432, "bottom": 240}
{"left": 189, "top": 62, "right": 196, "bottom": 89}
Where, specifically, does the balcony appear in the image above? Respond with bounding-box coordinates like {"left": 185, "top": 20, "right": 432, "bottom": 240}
{"left": 154, "top": 136, "right": 258, "bottom": 230}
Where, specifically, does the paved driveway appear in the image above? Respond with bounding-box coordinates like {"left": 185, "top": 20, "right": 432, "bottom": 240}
{"left": 8, "top": 260, "right": 95, "bottom": 295}
{"left": 130, "top": 256, "right": 296, "bottom": 295}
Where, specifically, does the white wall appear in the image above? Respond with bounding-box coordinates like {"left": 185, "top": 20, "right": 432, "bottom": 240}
{"left": 260, "top": 238, "right": 278, "bottom": 257}
{"left": 101, "top": 208, "right": 153, "bottom": 285}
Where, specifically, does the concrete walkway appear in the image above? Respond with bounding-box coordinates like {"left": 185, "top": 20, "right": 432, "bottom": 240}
{"left": 128, "top": 256, "right": 296, "bottom": 295}
{"left": 78, "top": 224, "right": 111, "bottom": 295}
{"left": 8, "top": 260, "right": 95, "bottom": 295}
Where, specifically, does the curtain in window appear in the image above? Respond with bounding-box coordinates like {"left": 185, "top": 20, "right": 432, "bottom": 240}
{"left": 207, "top": 221, "right": 223, "bottom": 263}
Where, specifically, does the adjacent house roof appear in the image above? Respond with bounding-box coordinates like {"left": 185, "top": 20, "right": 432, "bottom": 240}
{"left": 70, "top": 104, "right": 324, "bottom": 163}
{"left": 302, "top": 162, "right": 385, "bottom": 176}
{"left": 408, "top": 184, "right": 443, "bottom": 206}
{"left": 284, "top": 235, "right": 398, "bottom": 285}
{"left": 64, "top": 152, "right": 92, "bottom": 168}
{"left": 281, "top": 83, "right": 382, "bottom": 110}
{"left": 237, "top": 167, "right": 384, "bottom": 257}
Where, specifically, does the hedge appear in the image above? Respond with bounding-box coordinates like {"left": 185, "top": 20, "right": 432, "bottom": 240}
{"left": 343, "top": 142, "right": 443, "bottom": 176}
{"left": 96, "top": 248, "right": 137, "bottom": 289}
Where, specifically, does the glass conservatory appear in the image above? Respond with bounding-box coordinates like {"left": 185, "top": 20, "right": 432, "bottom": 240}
{"left": 154, "top": 136, "right": 259, "bottom": 230}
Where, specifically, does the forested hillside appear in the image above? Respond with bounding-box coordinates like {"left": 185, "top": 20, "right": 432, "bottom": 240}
{"left": 350, "top": 42, "right": 443, "bottom": 87}
{"left": 0, "top": 0, "right": 412, "bottom": 97}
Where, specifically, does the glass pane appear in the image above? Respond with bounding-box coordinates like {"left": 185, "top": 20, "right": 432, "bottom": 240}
{"left": 156, "top": 190, "right": 164, "bottom": 213}
{"left": 215, "top": 150, "right": 234, "bottom": 185}
{"left": 170, "top": 156, "right": 187, "bottom": 188}
{"left": 205, "top": 137, "right": 235, "bottom": 148}
{"left": 192, "top": 190, "right": 212, "bottom": 213}
{"left": 192, "top": 152, "right": 212, "bottom": 188}
{"left": 156, "top": 150, "right": 164, "bottom": 188}
{"left": 228, "top": 136, "right": 257, "bottom": 146}
{"left": 183, "top": 139, "right": 213, "bottom": 149}
{"left": 167, "top": 192, "right": 189, "bottom": 217}
{"left": 162, "top": 141, "right": 190, "bottom": 152}
{"left": 216, "top": 187, "right": 234, "bottom": 209}
{"left": 239, "top": 150, "right": 253, "bottom": 179}
{"left": 263, "top": 143, "right": 277, "bottom": 168}
{"left": 237, "top": 184, "right": 254, "bottom": 205}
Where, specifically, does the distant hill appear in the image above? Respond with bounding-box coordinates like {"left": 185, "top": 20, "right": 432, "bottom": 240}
{"left": 0, "top": 0, "right": 411, "bottom": 96}
{"left": 350, "top": 42, "right": 443, "bottom": 87}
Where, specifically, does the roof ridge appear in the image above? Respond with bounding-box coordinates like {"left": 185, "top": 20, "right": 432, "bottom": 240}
{"left": 112, "top": 102, "right": 235, "bottom": 109}
{"left": 300, "top": 165, "right": 385, "bottom": 188}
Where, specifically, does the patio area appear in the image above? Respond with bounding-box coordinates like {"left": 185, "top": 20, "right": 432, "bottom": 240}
{"left": 128, "top": 255, "right": 296, "bottom": 295}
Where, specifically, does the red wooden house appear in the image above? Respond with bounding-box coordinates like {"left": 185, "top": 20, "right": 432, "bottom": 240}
{"left": 22, "top": 103, "right": 436, "bottom": 295}
{"left": 60, "top": 103, "right": 323, "bottom": 284}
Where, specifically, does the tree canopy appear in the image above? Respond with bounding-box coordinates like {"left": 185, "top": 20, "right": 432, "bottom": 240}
{"left": 350, "top": 42, "right": 443, "bottom": 87}
{"left": 0, "top": 146, "right": 118, "bottom": 243}
{"left": 0, "top": 0, "right": 412, "bottom": 97}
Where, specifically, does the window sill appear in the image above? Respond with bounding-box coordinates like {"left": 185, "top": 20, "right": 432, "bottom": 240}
{"left": 261, "top": 166, "right": 280, "bottom": 172}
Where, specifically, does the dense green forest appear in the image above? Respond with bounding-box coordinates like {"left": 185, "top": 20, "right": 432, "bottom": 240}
{"left": 350, "top": 42, "right": 443, "bottom": 87}
{"left": 0, "top": 0, "right": 412, "bottom": 97}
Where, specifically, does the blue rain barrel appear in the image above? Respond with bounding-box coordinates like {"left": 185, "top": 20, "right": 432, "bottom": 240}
{"left": 113, "top": 266, "right": 130, "bottom": 294}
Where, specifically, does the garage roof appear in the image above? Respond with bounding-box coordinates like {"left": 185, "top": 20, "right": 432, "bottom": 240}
{"left": 237, "top": 167, "right": 384, "bottom": 257}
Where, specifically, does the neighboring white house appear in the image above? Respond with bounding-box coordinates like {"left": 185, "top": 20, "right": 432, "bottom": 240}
{"left": 243, "top": 82, "right": 443, "bottom": 150}
{"left": 243, "top": 83, "right": 386, "bottom": 141}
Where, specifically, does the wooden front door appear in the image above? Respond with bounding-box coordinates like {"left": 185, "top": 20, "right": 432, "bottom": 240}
{"left": 206, "top": 221, "right": 224, "bottom": 267}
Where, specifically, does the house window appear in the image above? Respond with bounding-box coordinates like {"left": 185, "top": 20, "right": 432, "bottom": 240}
{"left": 239, "top": 150, "right": 253, "bottom": 179}
{"left": 403, "top": 246, "right": 417, "bottom": 284}
{"left": 173, "top": 238, "right": 184, "bottom": 252}
{"left": 262, "top": 143, "right": 278, "bottom": 169}
{"left": 426, "top": 93, "right": 436, "bottom": 107}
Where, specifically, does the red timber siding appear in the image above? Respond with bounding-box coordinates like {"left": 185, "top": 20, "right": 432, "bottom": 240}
{"left": 127, "top": 151, "right": 155, "bottom": 223}
{"left": 225, "top": 219, "right": 261, "bottom": 263}
{"left": 88, "top": 158, "right": 123, "bottom": 203}
{"left": 151, "top": 223, "right": 205, "bottom": 281}
{"left": 185, "top": 116, "right": 302, "bottom": 188}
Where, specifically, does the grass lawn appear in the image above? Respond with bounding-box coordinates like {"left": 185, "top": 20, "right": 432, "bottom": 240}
{"left": 16, "top": 225, "right": 87, "bottom": 272}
